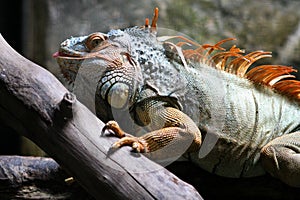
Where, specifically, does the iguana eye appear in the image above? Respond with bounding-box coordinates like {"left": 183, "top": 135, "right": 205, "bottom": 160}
{"left": 86, "top": 33, "right": 107, "bottom": 51}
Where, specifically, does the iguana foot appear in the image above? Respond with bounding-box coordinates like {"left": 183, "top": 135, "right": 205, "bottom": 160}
{"left": 261, "top": 131, "right": 300, "bottom": 187}
{"left": 102, "top": 121, "right": 126, "bottom": 138}
{"left": 102, "top": 120, "right": 148, "bottom": 152}
{"left": 112, "top": 137, "right": 148, "bottom": 153}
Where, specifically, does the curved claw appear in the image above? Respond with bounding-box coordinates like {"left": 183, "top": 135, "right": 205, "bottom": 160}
{"left": 112, "top": 136, "right": 148, "bottom": 153}
{"left": 101, "top": 120, "right": 125, "bottom": 138}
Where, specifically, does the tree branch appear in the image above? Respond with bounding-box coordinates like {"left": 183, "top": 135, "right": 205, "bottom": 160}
{"left": 0, "top": 34, "right": 202, "bottom": 199}
{"left": 0, "top": 155, "right": 93, "bottom": 199}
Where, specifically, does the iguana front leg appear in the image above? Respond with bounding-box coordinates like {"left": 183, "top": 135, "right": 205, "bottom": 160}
{"left": 102, "top": 102, "right": 202, "bottom": 158}
{"left": 261, "top": 131, "right": 300, "bottom": 187}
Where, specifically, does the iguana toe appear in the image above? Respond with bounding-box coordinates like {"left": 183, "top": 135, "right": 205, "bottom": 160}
{"left": 102, "top": 120, "right": 125, "bottom": 138}
{"left": 112, "top": 137, "right": 148, "bottom": 153}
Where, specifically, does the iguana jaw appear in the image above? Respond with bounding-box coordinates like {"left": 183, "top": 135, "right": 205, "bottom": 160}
{"left": 53, "top": 32, "right": 123, "bottom": 83}
{"left": 52, "top": 51, "right": 81, "bottom": 58}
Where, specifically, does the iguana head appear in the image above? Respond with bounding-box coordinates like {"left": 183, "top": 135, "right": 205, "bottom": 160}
{"left": 53, "top": 7, "right": 161, "bottom": 80}
{"left": 53, "top": 8, "right": 169, "bottom": 122}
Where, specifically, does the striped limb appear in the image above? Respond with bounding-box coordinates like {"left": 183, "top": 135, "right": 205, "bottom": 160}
{"left": 102, "top": 106, "right": 202, "bottom": 159}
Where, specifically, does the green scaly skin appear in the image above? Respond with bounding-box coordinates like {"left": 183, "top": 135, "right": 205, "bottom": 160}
{"left": 54, "top": 12, "right": 300, "bottom": 187}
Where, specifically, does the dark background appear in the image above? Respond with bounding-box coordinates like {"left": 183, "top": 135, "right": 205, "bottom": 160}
{"left": 0, "top": 0, "right": 23, "bottom": 155}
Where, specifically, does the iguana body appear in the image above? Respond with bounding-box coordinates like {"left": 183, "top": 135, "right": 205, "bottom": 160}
{"left": 54, "top": 8, "right": 300, "bottom": 187}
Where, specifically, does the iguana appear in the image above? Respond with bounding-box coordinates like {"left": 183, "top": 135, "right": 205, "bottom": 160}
{"left": 53, "top": 8, "right": 300, "bottom": 187}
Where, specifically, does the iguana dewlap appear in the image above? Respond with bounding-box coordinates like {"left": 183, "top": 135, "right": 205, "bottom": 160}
{"left": 54, "top": 8, "right": 300, "bottom": 187}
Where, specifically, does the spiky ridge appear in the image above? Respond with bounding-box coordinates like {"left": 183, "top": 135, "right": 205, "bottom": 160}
{"left": 145, "top": 8, "right": 300, "bottom": 101}
{"left": 180, "top": 38, "right": 300, "bottom": 101}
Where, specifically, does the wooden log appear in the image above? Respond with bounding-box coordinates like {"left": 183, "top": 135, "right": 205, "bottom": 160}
{"left": 0, "top": 155, "right": 93, "bottom": 199}
{"left": 0, "top": 34, "right": 203, "bottom": 200}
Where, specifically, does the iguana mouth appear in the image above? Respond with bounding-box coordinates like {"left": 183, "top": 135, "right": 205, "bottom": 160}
{"left": 52, "top": 51, "right": 67, "bottom": 58}
{"left": 52, "top": 51, "right": 84, "bottom": 59}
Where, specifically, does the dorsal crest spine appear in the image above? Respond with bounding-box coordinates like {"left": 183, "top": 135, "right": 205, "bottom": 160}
{"left": 145, "top": 7, "right": 300, "bottom": 101}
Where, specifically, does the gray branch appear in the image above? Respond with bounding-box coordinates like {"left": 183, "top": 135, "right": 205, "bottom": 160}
{"left": 0, "top": 155, "right": 93, "bottom": 199}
